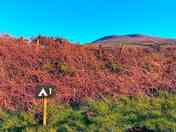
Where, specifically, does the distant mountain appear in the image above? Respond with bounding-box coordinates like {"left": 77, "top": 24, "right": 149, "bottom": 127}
{"left": 0, "top": 34, "right": 13, "bottom": 39}
{"left": 93, "top": 34, "right": 176, "bottom": 45}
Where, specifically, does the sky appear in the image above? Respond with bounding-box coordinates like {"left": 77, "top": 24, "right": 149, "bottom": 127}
{"left": 0, "top": 0, "right": 176, "bottom": 43}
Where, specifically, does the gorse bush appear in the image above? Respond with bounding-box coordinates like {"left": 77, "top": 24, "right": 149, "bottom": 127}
{"left": 0, "top": 91, "right": 176, "bottom": 132}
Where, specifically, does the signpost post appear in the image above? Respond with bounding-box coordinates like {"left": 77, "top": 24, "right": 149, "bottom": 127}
{"left": 36, "top": 85, "right": 56, "bottom": 127}
{"left": 43, "top": 97, "right": 47, "bottom": 126}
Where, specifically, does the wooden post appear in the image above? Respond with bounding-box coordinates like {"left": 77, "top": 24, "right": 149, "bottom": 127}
{"left": 98, "top": 45, "right": 103, "bottom": 58}
{"left": 36, "top": 39, "right": 40, "bottom": 52}
{"left": 43, "top": 97, "right": 48, "bottom": 126}
{"left": 37, "top": 39, "right": 40, "bottom": 46}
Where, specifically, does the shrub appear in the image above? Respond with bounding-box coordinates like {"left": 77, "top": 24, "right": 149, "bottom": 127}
{"left": 58, "top": 63, "right": 76, "bottom": 76}
{"left": 42, "top": 62, "right": 75, "bottom": 76}
{"left": 42, "top": 63, "right": 53, "bottom": 72}
{"left": 1, "top": 91, "right": 176, "bottom": 131}
{"left": 106, "top": 62, "right": 123, "bottom": 73}
{"left": 142, "top": 63, "right": 152, "bottom": 72}
{"left": 58, "top": 64, "right": 70, "bottom": 74}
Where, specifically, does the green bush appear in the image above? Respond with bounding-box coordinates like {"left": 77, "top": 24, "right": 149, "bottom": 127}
{"left": 42, "top": 63, "right": 53, "bottom": 72}
{"left": 106, "top": 62, "right": 123, "bottom": 73}
{"left": 58, "top": 64, "right": 70, "bottom": 74}
{"left": 1, "top": 91, "right": 176, "bottom": 131}
{"left": 42, "top": 62, "right": 74, "bottom": 76}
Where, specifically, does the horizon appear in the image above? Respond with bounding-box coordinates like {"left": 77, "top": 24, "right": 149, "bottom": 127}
{"left": 1, "top": 33, "right": 176, "bottom": 44}
{"left": 0, "top": 0, "right": 176, "bottom": 43}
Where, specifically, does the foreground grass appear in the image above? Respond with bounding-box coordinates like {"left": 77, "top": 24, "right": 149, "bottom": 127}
{"left": 1, "top": 91, "right": 176, "bottom": 132}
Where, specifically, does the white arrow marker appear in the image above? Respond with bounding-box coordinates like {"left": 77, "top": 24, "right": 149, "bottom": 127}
{"left": 38, "top": 88, "right": 48, "bottom": 97}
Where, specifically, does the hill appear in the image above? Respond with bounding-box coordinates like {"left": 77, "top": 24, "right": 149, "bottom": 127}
{"left": 0, "top": 35, "right": 175, "bottom": 111}
{"left": 92, "top": 34, "right": 176, "bottom": 46}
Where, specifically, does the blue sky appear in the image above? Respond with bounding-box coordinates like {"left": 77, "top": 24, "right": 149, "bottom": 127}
{"left": 0, "top": 0, "right": 176, "bottom": 43}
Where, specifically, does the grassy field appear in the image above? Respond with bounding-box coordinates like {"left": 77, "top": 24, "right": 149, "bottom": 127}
{"left": 1, "top": 91, "right": 176, "bottom": 132}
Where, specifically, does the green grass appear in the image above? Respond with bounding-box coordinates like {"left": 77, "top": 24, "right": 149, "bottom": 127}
{"left": 1, "top": 91, "right": 176, "bottom": 132}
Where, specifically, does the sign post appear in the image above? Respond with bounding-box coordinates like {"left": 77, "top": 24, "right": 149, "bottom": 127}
{"left": 43, "top": 97, "right": 47, "bottom": 126}
{"left": 36, "top": 85, "right": 56, "bottom": 127}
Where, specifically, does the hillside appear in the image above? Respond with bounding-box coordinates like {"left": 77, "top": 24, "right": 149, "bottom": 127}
{"left": 92, "top": 34, "right": 176, "bottom": 46}
{"left": 0, "top": 35, "right": 175, "bottom": 111}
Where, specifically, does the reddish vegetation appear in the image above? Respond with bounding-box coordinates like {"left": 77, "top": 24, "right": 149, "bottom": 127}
{"left": 0, "top": 35, "right": 175, "bottom": 111}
